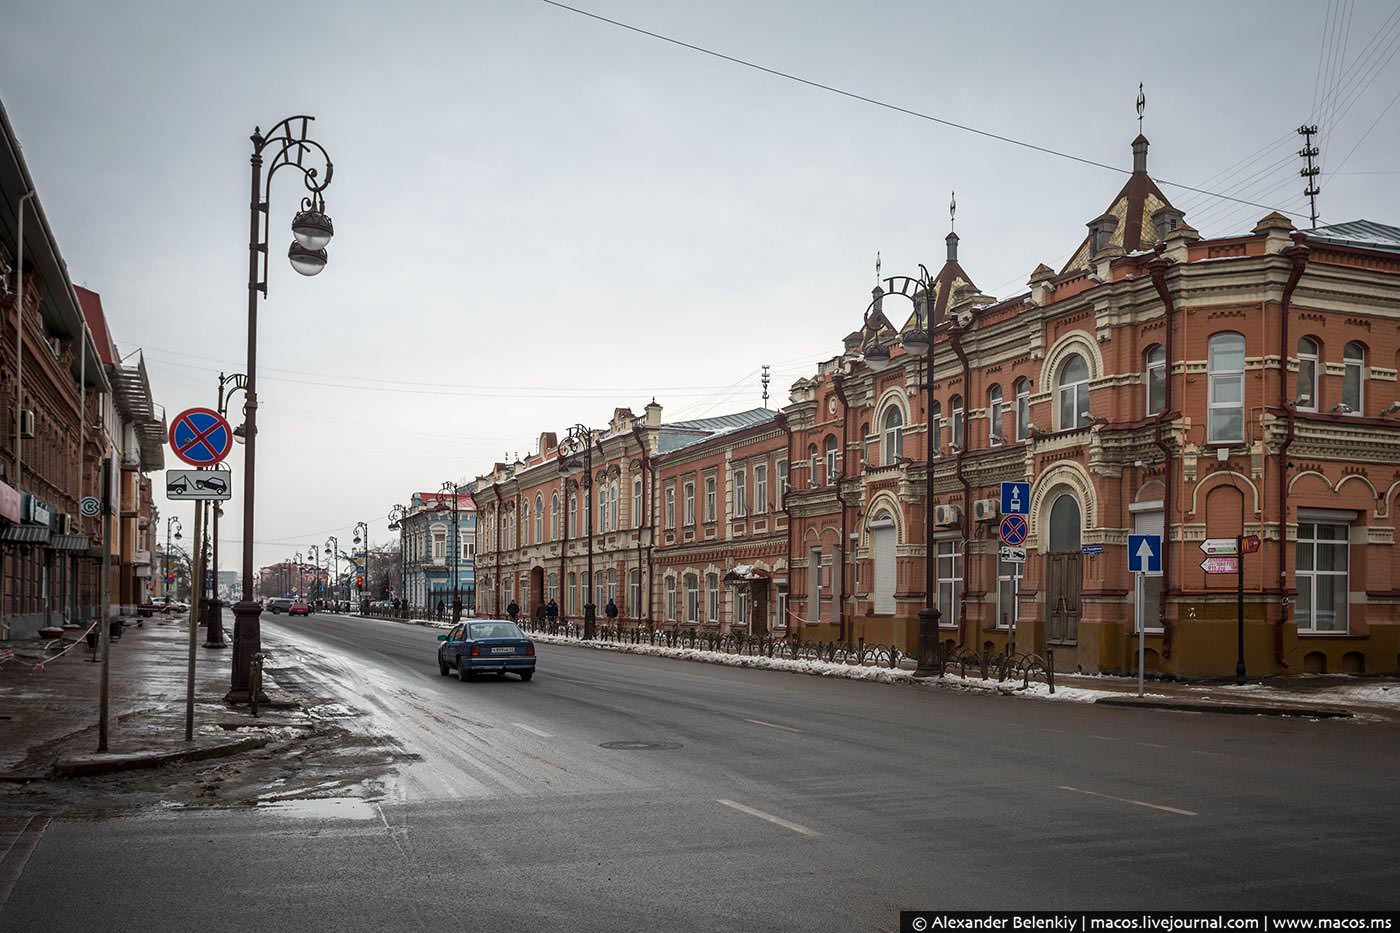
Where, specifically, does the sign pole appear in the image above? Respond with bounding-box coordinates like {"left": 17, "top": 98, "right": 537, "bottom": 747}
{"left": 184, "top": 497, "right": 206, "bottom": 742}
{"left": 97, "top": 457, "right": 113, "bottom": 752}
{"left": 1137, "top": 576, "right": 1145, "bottom": 698}
{"left": 1235, "top": 533, "right": 1246, "bottom": 685}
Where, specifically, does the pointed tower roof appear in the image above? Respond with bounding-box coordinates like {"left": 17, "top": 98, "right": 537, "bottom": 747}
{"left": 1060, "top": 133, "right": 1180, "bottom": 275}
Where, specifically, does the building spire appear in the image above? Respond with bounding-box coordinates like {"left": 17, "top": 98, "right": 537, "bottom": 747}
{"left": 875, "top": 250, "right": 881, "bottom": 285}
{"left": 1136, "top": 82, "right": 1145, "bottom": 133}
{"left": 950, "top": 190, "right": 956, "bottom": 232}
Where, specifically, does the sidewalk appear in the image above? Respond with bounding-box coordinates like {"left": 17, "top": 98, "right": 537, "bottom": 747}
{"left": 0, "top": 615, "right": 308, "bottom": 782}
{"left": 382, "top": 613, "right": 1398, "bottom": 720}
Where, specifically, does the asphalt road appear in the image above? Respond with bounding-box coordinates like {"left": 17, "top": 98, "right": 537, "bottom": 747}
{"left": 4, "top": 611, "right": 1399, "bottom": 931}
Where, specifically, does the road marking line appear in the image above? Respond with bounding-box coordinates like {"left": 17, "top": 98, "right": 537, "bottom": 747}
{"left": 1190, "top": 749, "right": 1226, "bottom": 757}
{"left": 0, "top": 815, "right": 50, "bottom": 906}
{"left": 1089, "top": 735, "right": 1117, "bottom": 741}
{"left": 1056, "top": 785, "right": 1197, "bottom": 816}
{"left": 743, "top": 718, "right": 802, "bottom": 733}
{"left": 1137, "top": 742, "right": 1168, "bottom": 749}
{"left": 717, "top": 799, "right": 821, "bottom": 837}
{"left": 512, "top": 722, "right": 554, "bottom": 738}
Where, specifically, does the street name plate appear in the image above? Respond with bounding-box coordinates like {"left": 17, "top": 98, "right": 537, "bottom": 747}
{"left": 166, "top": 469, "right": 233, "bottom": 501}
{"left": 1200, "top": 556, "right": 1239, "bottom": 574}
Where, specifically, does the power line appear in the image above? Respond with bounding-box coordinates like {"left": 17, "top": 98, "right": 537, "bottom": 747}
{"left": 535, "top": 0, "right": 1308, "bottom": 219}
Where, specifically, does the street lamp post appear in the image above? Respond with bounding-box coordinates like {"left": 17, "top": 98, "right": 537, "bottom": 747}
{"left": 353, "top": 521, "right": 369, "bottom": 614}
{"left": 307, "top": 544, "right": 321, "bottom": 608}
{"left": 559, "top": 425, "right": 599, "bottom": 640}
{"left": 388, "top": 503, "right": 407, "bottom": 617}
{"left": 324, "top": 536, "right": 340, "bottom": 612}
{"left": 205, "top": 370, "right": 247, "bottom": 646}
{"left": 440, "top": 483, "right": 461, "bottom": 623}
{"left": 165, "top": 517, "right": 183, "bottom": 603}
{"left": 228, "top": 115, "right": 336, "bottom": 705}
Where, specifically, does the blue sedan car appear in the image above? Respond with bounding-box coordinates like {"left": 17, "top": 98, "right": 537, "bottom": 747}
{"left": 437, "top": 620, "right": 536, "bottom": 682}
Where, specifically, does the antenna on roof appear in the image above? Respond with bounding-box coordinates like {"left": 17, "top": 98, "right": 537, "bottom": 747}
{"left": 1298, "top": 124, "right": 1321, "bottom": 229}
{"left": 949, "top": 191, "right": 956, "bottom": 232}
{"left": 1136, "top": 82, "right": 1145, "bottom": 132}
{"left": 761, "top": 364, "right": 771, "bottom": 409}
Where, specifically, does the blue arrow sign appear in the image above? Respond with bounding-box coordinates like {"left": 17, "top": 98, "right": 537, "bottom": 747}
{"left": 1127, "top": 534, "right": 1162, "bottom": 574}
{"left": 1001, "top": 481, "right": 1030, "bottom": 516}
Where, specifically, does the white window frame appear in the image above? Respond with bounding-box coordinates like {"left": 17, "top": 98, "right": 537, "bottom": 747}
{"left": 704, "top": 476, "right": 716, "bottom": 523}
{"left": 988, "top": 385, "right": 1004, "bottom": 445}
{"left": 996, "top": 556, "right": 1021, "bottom": 629}
{"left": 684, "top": 573, "right": 699, "bottom": 623}
{"left": 1343, "top": 342, "right": 1365, "bottom": 415}
{"left": 1015, "top": 378, "right": 1031, "bottom": 441}
{"left": 824, "top": 435, "right": 838, "bottom": 485}
{"left": 535, "top": 494, "right": 544, "bottom": 543}
{"left": 550, "top": 493, "right": 560, "bottom": 541}
{"left": 706, "top": 572, "right": 719, "bottom": 622}
{"left": 936, "top": 539, "right": 961, "bottom": 628}
{"left": 1296, "top": 336, "right": 1319, "bottom": 411}
{"left": 734, "top": 468, "right": 747, "bottom": 518}
{"left": 1296, "top": 519, "right": 1350, "bottom": 633}
{"left": 568, "top": 495, "right": 577, "bottom": 537}
{"left": 882, "top": 406, "right": 904, "bottom": 464}
{"left": 1057, "top": 354, "right": 1090, "bottom": 431}
{"left": 632, "top": 477, "right": 643, "bottom": 528}
{"left": 807, "top": 445, "right": 819, "bottom": 488}
{"left": 777, "top": 459, "right": 789, "bottom": 497}
{"left": 684, "top": 482, "right": 695, "bottom": 526}
{"left": 1208, "top": 332, "right": 1245, "bottom": 443}
{"left": 522, "top": 501, "right": 531, "bottom": 545}
{"left": 950, "top": 395, "right": 964, "bottom": 450}
{"left": 754, "top": 464, "right": 768, "bottom": 515}
{"left": 629, "top": 569, "right": 641, "bottom": 617}
{"left": 1146, "top": 345, "right": 1166, "bottom": 416}
{"left": 664, "top": 576, "right": 677, "bottom": 621}
{"left": 664, "top": 486, "right": 676, "bottom": 529}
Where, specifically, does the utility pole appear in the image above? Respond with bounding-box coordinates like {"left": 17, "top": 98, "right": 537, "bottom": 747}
{"left": 97, "top": 457, "right": 113, "bottom": 752}
{"left": 1298, "top": 124, "right": 1321, "bottom": 229}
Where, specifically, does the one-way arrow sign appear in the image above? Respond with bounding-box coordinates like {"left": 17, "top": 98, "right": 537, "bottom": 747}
{"left": 1127, "top": 534, "right": 1162, "bottom": 574}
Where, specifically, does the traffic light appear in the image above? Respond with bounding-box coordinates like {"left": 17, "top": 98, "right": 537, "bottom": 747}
{"left": 356, "top": 575, "right": 364, "bottom": 590}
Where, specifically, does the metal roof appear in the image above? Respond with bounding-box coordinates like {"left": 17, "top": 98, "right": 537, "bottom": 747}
{"left": 1306, "top": 220, "right": 1400, "bottom": 254}
{"left": 110, "top": 352, "right": 165, "bottom": 471}
{"left": 657, "top": 407, "right": 779, "bottom": 454}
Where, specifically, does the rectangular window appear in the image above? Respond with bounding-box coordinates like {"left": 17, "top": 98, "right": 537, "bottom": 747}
{"left": 567, "top": 572, "right": 576, "bottom": 614}
{"left": 633, "top": 479, "right": 643, "bottom": 528}
{"left": 1296, "top": 521, "right": 1349, "bottom": 633}
{"left": 665, "top": 577, "right": 677, "bottom": 621}
{"left": 664, "top": 486, "right": 676, "bottom": 529}
{"left": 1147, "top": 358, "right": 1166, "bottom": 416}
{"left": 547, "top": 573, "right": 558, "bottom": 603}
{"left": 777, "top": 460, "right": 789, "bottom": 497}
{"left": 996, "top": 557, "right": 1022, "bottom": 630}
{"left": 432, "top": 532, "right": 445, "bottom": 561}
{"left": 1208, "top": 335, "right": 1245, "bottom": 443}
{"left": 684, "top": 482, "right": 695, "bottom": 526}
{"left": 458, "top": 531, "right": 470, "bottom": 559}
{"left": 685, "top": 576, "right": 699, "bottom": 623}
{"left": 736, "top": 589, "right": 749, "bottom": 627}
{"left": 704, "top": 476, "right": 716, "bottom": 523}
{"left": 706, "top": 573, "right": 719, "bottom": 622}
{"left": 734, "top": 469, "right": 747, "bottom": 517}
{"left": 809, "top": 547, "right": 822, "bottom": 623}
{"left": 629, "top": 570, "right": 641, "bottom": 617}
{"left": 754, "top": 464, "right": 768, "bottom": 514}
{"left": 936, "top": 540, "right": 961, "bottom": 628}
{"left": 776, "top": 583, "right": 788, "bottom": 629}
{"left": 1016, "top": 388, "right": 1030, "bottom": 441}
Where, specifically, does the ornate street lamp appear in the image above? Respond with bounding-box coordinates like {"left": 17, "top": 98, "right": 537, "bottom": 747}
{"left": 165, "top": 516, "right": 183, "bottom": 602}
{"left": 388, "top": 503, "right": 408, "bottom": 617}
{"left": 353, "top": 520, "right": 369, "bottom": 613}
{"left": 228, "top": 116, "right": 335, "bottom": 705}
{"left": 440, "top": 482, "right": 462, "bottom": 623}
{"left": 559, "top": 425, "right": 600, "bottom": 640}
{"left": 205, "top": 371, "right": 247, "bottom": 646}
{"left": 324, "top": 536, "right": 340, "bottom": 613}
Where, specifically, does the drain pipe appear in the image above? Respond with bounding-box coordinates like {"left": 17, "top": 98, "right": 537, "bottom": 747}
{"left": 1276, "top": 235, "right": 1311, "bottom": 667}
{"left": 490, "top": 479, "right": 503, "bottom": 618}
{"left": 780, "top": 412, "right": 793, "bottom": 634}
{"left": 948, "top": 321, "right": 974, "bottom": 649}
{"left": 630, "top": 422, "right": 653, "bottom": 626}
{"left": 1147, "top": 249, "right": 1177, "bottom": 655}
{"left": 832, "top": 373, "right": 851, "bottom": 644}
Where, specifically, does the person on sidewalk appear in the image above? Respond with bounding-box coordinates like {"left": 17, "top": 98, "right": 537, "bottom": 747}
{"left": 604, "top": 597, "right": 619, "bottom": 631}
{"left": 506, "top": 600, "right": 519, "bottom": 622}
{"left": 545, "top": 599, "right": 558, "bottom": 624}
{"left": 436, "top": 599, "right": 445, "bottom": 621}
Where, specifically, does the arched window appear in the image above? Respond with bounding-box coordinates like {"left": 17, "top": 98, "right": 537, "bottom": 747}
{"left": 859, "top": 423, "right": 870, "bottom": 464}
{"left": 1014, "top": 377, "right": 1031, "bottom": 440}
{"left": 1296, "top": 337, "right": 1319, "bottom": 410}
{"left": 629, "top": 569, "right": 641, "bottom": 617}
{"left": 568, "top": 494, "right": 577, "bottom": 537}
{"left": 521, "top": 501, "right": 530, "bottom": 545}
{"left": 665, "top": 576, "right": 677, "bottom": 621}
{"left": 824, "top": 434, "right": 838, "bottom": 485}
{"left": 929, "top": 401, "right": 942, "bottom": 455}
{"left": 807, "top": 444, "right": 819, "bottom": 487}
{"left": 1057, "top": 353, "right": 1090, "bottom": 430}
{"left": 1146, "top": 345, "right": 1165, "bottom": 415}
{"left": 550, "top": 492, "right": 560, "bottom": 540}
{"left": 706, "top": 572, "right": 720, "bottom": 622}
{"left": 1048, "top": 494, "right": 1082, "bottom": 552}
{"left": 566, "top": 571, "right": 577, "bottom": 614}
{"left": 950, "top": 395, "right": 964, "bottom": 449}
{"left": 597, "top": 486, "right": 607, "bottom": 533}
{"left": 882, "top": 405, "right": 904, "bottom": 464}
{"left": 632, "top": 477, "right": 643, "bottom": 527}
{"left": 988, "top": 385, "right": 1004, "bottom": 444}
{"left": 608, "top": 479, "right": 619, "bottom": 531}
{"left": 684, "top": 573, "right": 699, "bottom": 623}
{"left": 606, "top": 568, "right": 617, "bottom": 604}
{"left": 534, "top": 494, "right": 543, "bottom": 544}
{"left": 1208, "top": 332, "right": 1245, "bottom": 442}
{"left": 1343, "top": 341, "right": 1366, "bottom": 414}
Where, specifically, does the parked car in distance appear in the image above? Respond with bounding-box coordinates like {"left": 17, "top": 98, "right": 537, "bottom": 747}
{"left": 288, "top": 600, "right": 311, "bottom": 616}
{"left": 437, "top": 619, "right": 535, "bottom": 682}
{"left": 162, "top": 600, "right": 190, "bottom": 614}
{"left": 266, "top": 597, "right": 294, "bottom": 614}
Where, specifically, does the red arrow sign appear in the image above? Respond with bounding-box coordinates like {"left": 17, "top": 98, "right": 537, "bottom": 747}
{"left": 1200, "top": 556, "right": 1239, "bottom": 574}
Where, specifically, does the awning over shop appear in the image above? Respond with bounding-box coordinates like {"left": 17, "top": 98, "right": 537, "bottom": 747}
{"left": 49, "top": 534, "right": 92, "bottom": 552}
{"left": 724, "top": 564, "right": 771, "bottom": 585}
{"left": 0, "top": 524, "right": 51, "bottom": 546}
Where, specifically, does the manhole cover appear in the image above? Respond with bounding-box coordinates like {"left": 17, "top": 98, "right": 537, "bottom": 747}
{"left": 599, "top": 741, "right": 682, "bottom": 751}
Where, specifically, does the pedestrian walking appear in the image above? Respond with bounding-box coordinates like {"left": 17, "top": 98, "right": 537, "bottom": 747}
{"left": 546, "top": 599, "right": 558, "bottom": 625}
{"left": 605, "top": 597, "right": 619, "bottom": 624}
{"left": 506, "top": 599, "right": 520, "bottom": 622}
{"left": 436, "top": 599, "right": 445, "bottom": 621}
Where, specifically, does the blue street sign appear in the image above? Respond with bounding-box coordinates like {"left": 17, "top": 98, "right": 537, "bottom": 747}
{"left": 1001, "top": 481, "right": 1030, "bottom": 516}
{"left": 999, "top": 513, "right": 1028, "bottom": 547}
{"left": 168, "top": 407, "right": 233, "bottom": 467}
{"left": 1127, "top": 534, "right": 1162, "bottom": 574}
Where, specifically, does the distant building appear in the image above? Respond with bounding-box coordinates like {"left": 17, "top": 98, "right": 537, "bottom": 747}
{"left": 399, "top": 491, "right": 475, "bottom": 613}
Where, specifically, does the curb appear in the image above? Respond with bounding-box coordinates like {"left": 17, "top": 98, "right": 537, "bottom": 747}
{"left": 1094, "top": 696, "right": 1353, "bottom": 718}
{"left": 54, "top": 733, "right": 275, "bottom": 777}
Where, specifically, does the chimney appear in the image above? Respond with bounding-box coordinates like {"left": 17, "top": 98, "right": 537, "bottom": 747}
{"left": 1132, "top": 134, "right": 1149, "bottom": 174}
{"left": 946, "top": 231, "right": 959, "bottom": 262}
{"left": 645, "top": 399, "right": 662, "bottom": 428}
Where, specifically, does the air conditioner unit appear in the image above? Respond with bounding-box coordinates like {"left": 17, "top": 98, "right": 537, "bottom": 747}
{"left": 973, "top": 498, "right": 999, "bottom": 522}
{"left": 934, "top": 504, "right": 961, "bottom": 527}
{"left": 18, "top": 408, "right": 34, "bottom": 439}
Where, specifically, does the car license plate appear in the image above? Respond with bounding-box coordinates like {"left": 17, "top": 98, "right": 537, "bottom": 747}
{"left": 491, "top": 646, "right": 514, "bottom": 655}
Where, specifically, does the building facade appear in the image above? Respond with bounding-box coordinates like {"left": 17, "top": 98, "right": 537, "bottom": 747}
{"left": 399, "top": 490, "right": 476, "bottom": 614}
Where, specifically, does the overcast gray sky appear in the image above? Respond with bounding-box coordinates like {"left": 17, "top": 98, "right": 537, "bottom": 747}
{"left": 4, "top": 0, "right": 1398, "bottom": 571}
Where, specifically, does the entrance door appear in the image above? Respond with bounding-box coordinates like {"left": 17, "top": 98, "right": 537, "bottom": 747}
{"left": 871, "top": 515, "right": 896, "bottom": 615}
{"left": 1044, "top": 493, "right": 1083, "bottom": 646}
{"left": 752, "top": 582, "right": 769, "bottom": 636}
{"left": 529, "top": 566, "right": 545, "bottom": 617}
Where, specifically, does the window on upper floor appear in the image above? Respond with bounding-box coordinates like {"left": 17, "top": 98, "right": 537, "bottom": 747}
{"left": 1057, "top": 353, "right": 1090, "bottom": 431}
{"left": 568, "top": 495, "right": 577, "bottom": 537}
{"left": 550, "top": 493, "right": 560, "bottom": 541}
{"left": 950, "top": 395, "right": 964, "bottom": 450}
{"left": 754, "top": 464, "right": 768, "bottom": 515}
{"left": 824, "top": 435, "right": 838, "bottom": 485}
{"left": 1014, "top": 377, "right": 1031, "bottom": 440}
{"left": 704, "top": 476, "right": 716, "bottom": 522}
{"left": 632, "top": 477, "right": 643, "bottom": 528}
{"left": 1208, "top": 332, "right": 1245, "bottom": 443}
{"left": 859, "top": 423, "right": 870, "bottom": 464}
{"left": 684, "top": 482, "right": 695, "bottom": 526}
{"left": 521, "top": 501, "right": 531, "bottom": 545}
{"left": 1343, "top": 341, "right": 1366, "bottom": 415}
{"left": 1146, "top": 345, "right": 1166, "bottom": 416}
{"left": 665, "top": 486, "right": 676, "bottom": 529}
{"left": 734, "top": 468, "right": 747, "bottom": 517}
{"left": 929, "top": 400, "right": 942, "bottom": 455}
{"left": 988, "top": 385, "right": 1004, "bottom": 445}
{"left": 1296, "top": 337, "right": 1319, "bottom": 411}
{"left": 608, "top": 479, "right": 619, "bottom": 530}
{"left": 807, "top": 444, "right": 819, "bottom": 487}
{"left": 534, "top": 494, "right": 543, "bottom": 543}
{"left": 882, "top": 405, "right": 904, "bottom": 465}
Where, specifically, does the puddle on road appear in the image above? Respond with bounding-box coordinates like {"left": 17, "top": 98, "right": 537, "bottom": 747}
{"left": 259, "top": 796, "right": 379, "bottom": 821}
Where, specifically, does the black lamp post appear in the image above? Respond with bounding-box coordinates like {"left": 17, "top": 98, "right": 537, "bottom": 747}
{"left": 863, "top": 267, "right": 943, "bottom": 676}
{"left": 324, "top": 536, "right": 340, "bottom": 612}
{"left": 388, "top": 503, "right": 407, "bottom": 617}
{"left": 165, "top": 516, "right": 183, "bottom": 603}
{"left": 559, "top": 425, "right": 599, "bottom": 640}
{"left": 205, "top": 371, "right": 247, "bottom": 647}
{"left": 307, "top": 543, "right": 321, "bottom": 608}
{"left": 352, "top": 521, "right": 368, "bottom": 614}
{"left": 228, "top": 115, "right": 335, "bottom": 705}
{"left": 440, "top": 482, "right": 461, "bottom": 622}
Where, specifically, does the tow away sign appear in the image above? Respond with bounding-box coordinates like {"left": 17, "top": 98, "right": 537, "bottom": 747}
{"left": 166, "top": 469, "right": 232, "bottom": 501}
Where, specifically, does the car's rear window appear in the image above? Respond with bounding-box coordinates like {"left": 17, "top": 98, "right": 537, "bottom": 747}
{"left": 470, "top": 622, "right": 523, "bottom": 640}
